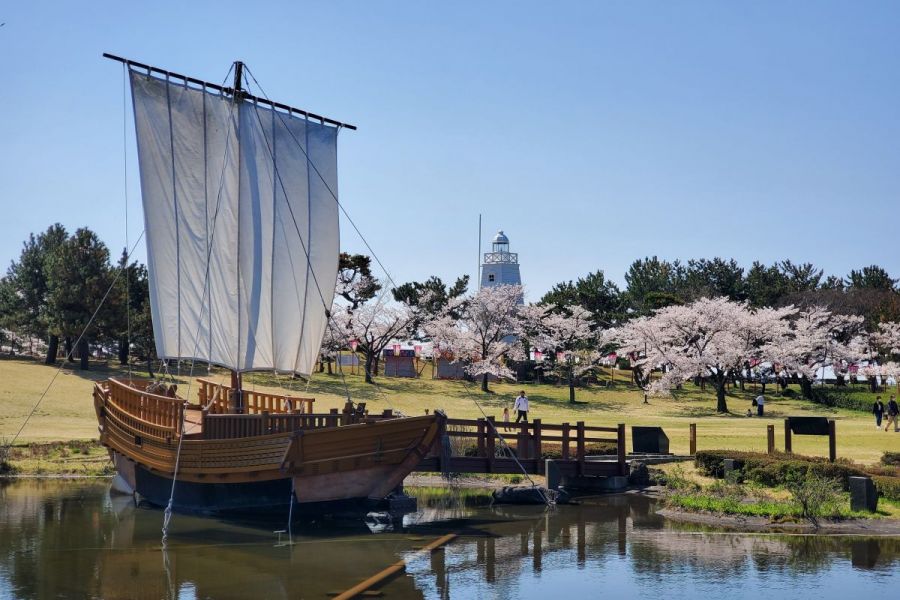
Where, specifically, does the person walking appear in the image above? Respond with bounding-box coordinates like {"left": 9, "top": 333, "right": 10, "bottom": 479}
{"left": 513, "top": 391, "right": 529, "bottom": 423}
{"left": 885, "top": 395, "right": 900, "bottom": 432}
{"left": 872, "top": 396, "right": 885, "bottom": 429}
{"left": 755, "top": 394, "right": 765, "bottom": 417}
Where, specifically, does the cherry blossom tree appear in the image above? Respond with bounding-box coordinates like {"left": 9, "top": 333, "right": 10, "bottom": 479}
{"left": 426, "top": 285, "right": 525, "bottom": 392}
{"left": 329, "top": 301, "right": 417, "bottom": 384}
{"left": 764, "top": 307, "right": 867, "bottom": 397}
{"left": 609, "top": 297, "right": 796, "bottom": 413}
{"left": 521, "top": 304, "right": 597, "bottom": 402}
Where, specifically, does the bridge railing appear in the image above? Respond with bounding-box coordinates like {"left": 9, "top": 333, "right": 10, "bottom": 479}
{"left": 429, "top": 417, "right": 627, "bottom": 476}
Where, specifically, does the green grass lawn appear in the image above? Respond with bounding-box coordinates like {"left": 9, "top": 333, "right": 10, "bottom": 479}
{"left": 1, "top": 356, "right": 897, "bottom": 465}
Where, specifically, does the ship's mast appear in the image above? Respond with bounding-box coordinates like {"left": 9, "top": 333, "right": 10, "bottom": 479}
{"left": 229, "top": 60, "right": 245, "bottom": 413}
{"left": 233, "top": 61, "right": 244, "bottom": 96}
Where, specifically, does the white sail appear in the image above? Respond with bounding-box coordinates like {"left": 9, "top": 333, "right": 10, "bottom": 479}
{"left": 129, "top": 71, "right": 339, "bottom": 375}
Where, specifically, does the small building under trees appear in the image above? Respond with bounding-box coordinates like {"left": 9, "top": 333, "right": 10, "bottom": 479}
{"left": 382, "top": 347, "right": 418, "bottom": 378}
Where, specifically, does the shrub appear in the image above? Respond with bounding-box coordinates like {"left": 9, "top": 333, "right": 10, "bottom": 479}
{"left": 662, "top": 465, "right": 700, "bottom": 492}
{"left": 873, "top": 475, "right": 900, "bottom": 501}
{"left": 882, "top": 452, "right": 900, "bottom": 467}
{"left": 785, "top": 470, "right": 840, "bottom": 527}
{"left": 809, "top": 388, "right": 879, "bottom": 413}
{"left": 0, "top": 439, "right": 13, "bottom": 475}
{"left": 695, "top": 450, "right": 900, "bottom": 502}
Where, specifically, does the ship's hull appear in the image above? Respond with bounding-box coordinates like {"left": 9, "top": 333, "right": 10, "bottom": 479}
{"left": 95, "top": 379, "right": 443, "bottom": 516}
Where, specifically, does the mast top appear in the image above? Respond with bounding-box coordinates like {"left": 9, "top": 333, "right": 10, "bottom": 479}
{"left": 104, "top": 53, "right": 357, "bottom": 130}
{"left": 232, "top": 61, "right": 244, "bottom": 95}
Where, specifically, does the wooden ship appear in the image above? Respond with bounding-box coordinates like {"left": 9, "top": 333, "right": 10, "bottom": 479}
{"left": 94, "top": 54, "right": 443, "bottom": 515}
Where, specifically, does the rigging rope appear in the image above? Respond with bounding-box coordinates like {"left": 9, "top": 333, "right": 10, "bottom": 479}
{"left": 241, "top": 68, "right": 406, "bottom": 413}
{"left": 458, "top": 379, "right": 553, "bottom": 507}
{"left": 161, "top": 72, "right": 241, "bottom": 545}
{"left": 2, "top": 231, "right": 145, "bottom": 452}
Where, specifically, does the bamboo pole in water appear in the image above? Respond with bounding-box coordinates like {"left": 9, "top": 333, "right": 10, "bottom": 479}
{"left": 333, "top": 533, "right": 457, "bottom": 600}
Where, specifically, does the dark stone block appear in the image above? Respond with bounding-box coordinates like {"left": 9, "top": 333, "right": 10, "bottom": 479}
{"left": 492, "top": 486, "right": 553, "bottom": 505}
{"left": 788, "top": 416, "right": 830, "bottom": 435}
{"left": 632, "top": 427, "right": 670, "bottom": 454}
{"left": 723, "top": 459, "right": 737, "bottom": 477}
{"left": 545, "top": 459, "right": 562, "bottom": 491}
{"left": 849, "top": 476, "right": 878, "bottom": 512}
{"left": 627, "top": 460, "right": 650, "bottom": 486}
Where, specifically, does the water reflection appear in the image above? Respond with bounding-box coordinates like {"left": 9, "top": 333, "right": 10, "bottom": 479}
{"left": 0, "top": 481, "right": 897, "bottom": 599}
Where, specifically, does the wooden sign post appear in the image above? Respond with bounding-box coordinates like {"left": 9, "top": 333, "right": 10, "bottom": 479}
{"left": 784, "top": 417, "right": 837, "bottom": 462}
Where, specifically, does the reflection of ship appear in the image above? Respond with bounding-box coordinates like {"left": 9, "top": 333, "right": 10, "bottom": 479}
{"left": 93, "top": 55, "right": 443, "bottom": 516}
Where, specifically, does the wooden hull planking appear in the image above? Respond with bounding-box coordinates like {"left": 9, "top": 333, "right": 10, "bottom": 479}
{"left": 94, "top": 380, "right": 443, "bottom": 512}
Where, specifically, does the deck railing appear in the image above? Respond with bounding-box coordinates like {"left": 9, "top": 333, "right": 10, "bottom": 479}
{"left": 104, "top": 378, "right": 186, "bottom": 436}
{"left": 196, "top": 378, "right": 315, "bottom": 415}
{"left": 202, "top": 409, "right": 344, "bottom": 439}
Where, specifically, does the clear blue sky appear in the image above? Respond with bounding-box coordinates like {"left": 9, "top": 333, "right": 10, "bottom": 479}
{"left": 2, "top": 2, "right": 898, "bottom": 300}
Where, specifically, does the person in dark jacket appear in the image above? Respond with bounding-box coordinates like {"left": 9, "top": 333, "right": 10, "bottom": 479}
{"left": 873, "top": 396, "right": 884, "bottom": 429}
{"left": 885, "top": 395, "right": 900, "bottom": 432}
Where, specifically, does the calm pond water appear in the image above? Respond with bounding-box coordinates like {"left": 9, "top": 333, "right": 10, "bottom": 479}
{"left": 0, "top": 480, "right": 897, "bottom": 599}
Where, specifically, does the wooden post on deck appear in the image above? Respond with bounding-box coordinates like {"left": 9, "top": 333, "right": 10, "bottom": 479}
{"left": 261, "top": 411, "right": 269, "bottom": 435}
{"left": 767, "top": 424, "right": 775, "bottom": 454}
{"left": 561, "top": 422, "right": 571, "bottom": 460}
{"left": 828, "top": 419, "right": 836, "bottom": 462}
{"left": 689, "top": 423, "right": 697, "bottom": 456}
{"left": 532, "top": 419, "right": 542, "bottom": 464}
{"left": 784, "top": 418, "right": 792, "bottom": 454}
{"left": 617, "top": 423, "right": 626, "bottom": 476}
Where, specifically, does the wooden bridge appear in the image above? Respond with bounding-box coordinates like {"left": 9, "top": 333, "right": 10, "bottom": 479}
{"left": 415, "top": 417, "right": 628, "bottom": 479}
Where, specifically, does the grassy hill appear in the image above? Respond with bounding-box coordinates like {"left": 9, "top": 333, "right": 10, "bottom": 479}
{"left": 1, "top": 356, "right": 897, "bottom": 465}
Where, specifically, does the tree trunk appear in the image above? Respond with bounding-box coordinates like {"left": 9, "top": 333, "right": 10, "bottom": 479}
{"left": 118, "top": 336, "right": 129, "bottom": 366}
{"left": 568, "top": 368, "right": 576, "bottom": 403}
{"left": 364, "top": 352, "right": 375, "bottom": 384}
{"left": 374, "top": 356, "right": 380, "bottom": 376}
{"left": 45, "top": 334, "right": 59, "bottom": 365}
{"left": 715, "top": 374, "right": 728, "bottom": 413}
{"left": 800, "top": 376, "right": 813, "bottom": 400}
{"left": 64, "top": 337, "right": 74, "bottom": 362}
{"left": 868, "top": 376, "right": 878, "bottom": 393}
{"left": 326, "top": 359, "right": 333, "bottom": 375}
{"left": 146, "top": 357, "right": 155, "bottom": 378}
{"left": 481, "top": 373, "right": 489, "bottom": 393}
{"left": 78, "top": 338, "right": 89, "bottom": 370}
{"left": 761, "top": 380, "right": 767, "bottom": 395}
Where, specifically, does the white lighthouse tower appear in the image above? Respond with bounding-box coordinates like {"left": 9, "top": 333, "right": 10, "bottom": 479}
{"left": 480, "top": 230, "right": 522, "bottom": 292}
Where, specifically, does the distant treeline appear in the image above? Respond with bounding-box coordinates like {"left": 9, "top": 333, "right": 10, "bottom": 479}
{"left": 539, "top": 257, "right": 900, "bottom": 329}
{"left": 2, "top": 224, "right": 898, "bottom": 373}
{"left": 0, "top": 224, "right": 154, "bottom": 371}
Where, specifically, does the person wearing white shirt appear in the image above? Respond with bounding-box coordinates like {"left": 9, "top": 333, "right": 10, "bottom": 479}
{"left": 755, "top": 394, "right": 765, "bottom": 417}
{"left": 513, "top": 391, "right": 529, "bottom": 423}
